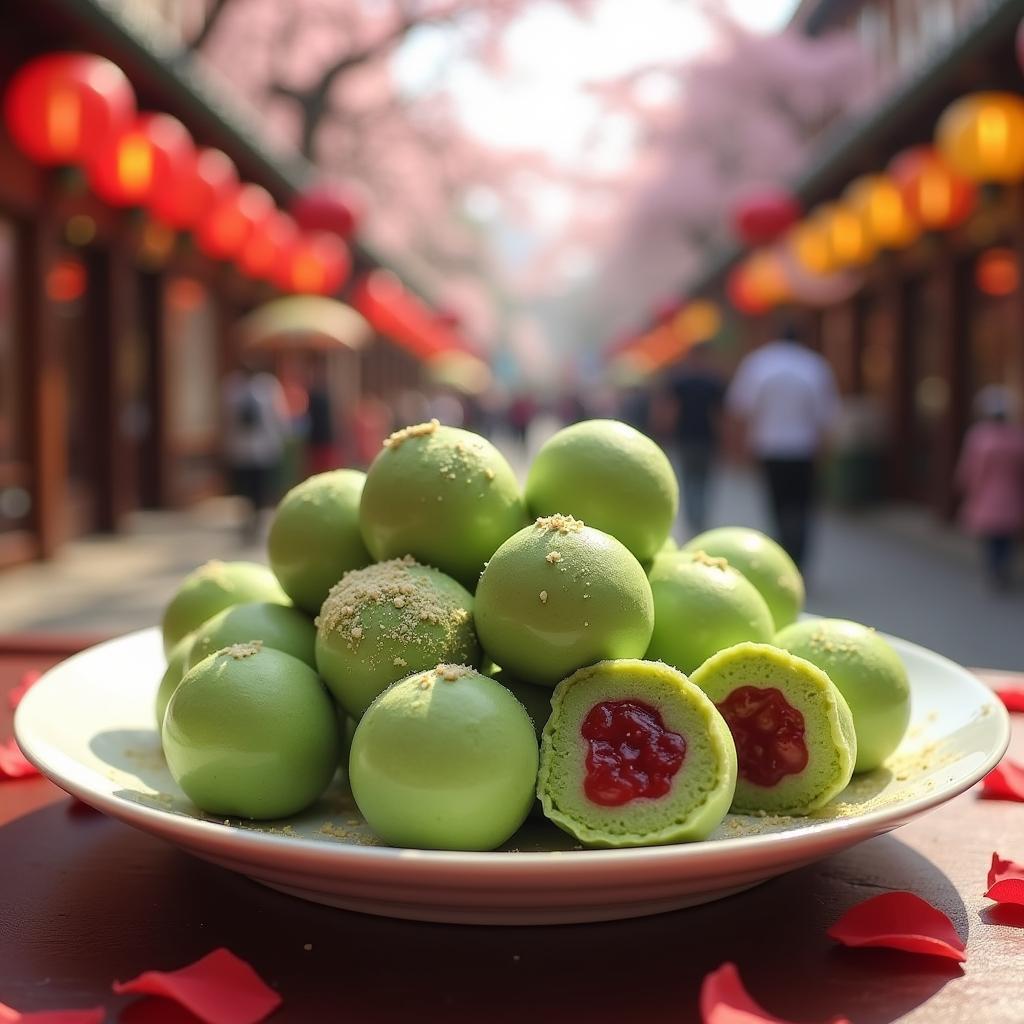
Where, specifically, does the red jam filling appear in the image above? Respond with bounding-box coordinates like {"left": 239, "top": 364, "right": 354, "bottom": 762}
{"left": 716, "top": 685, "right": 808, "bottom": 788}
{"left": 580, "top": 700, "right": 686, "bottom": 806}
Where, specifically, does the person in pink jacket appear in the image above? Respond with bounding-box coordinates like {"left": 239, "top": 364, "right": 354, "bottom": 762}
{"left": 956, "top": 386, "right": 1024, "bottom": 590}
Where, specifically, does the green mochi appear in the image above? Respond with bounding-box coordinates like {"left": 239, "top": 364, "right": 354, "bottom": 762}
{"left": 162, "top": 644, "right": 340, "bottom": 820}
{"left": 685, "top": 527, "right": 804, "bottom": 630}
{"left": 161, "top": 561, "right": 289, "bottom": 655}
{"left": 188, "top": 602, "right": 317, "bottom": 670}
{"left": 645, "top": 551, "right": 774, "bottom": 674}
{"left": 691, "top": 642, "right": 857, "bottom": 814}
{"left": 474, "top": 515, "right": 655, "bottom": 688}
{"left": 359, "top": 421, "right": 527, "bottom": 588}
{"left": 315, "top": 556, "right": 480, "bottom": 718}
{"left": 773, "top": 618, "right": 911, "bottom": 773}
{"left": 268, "top": 470, "right": 372, "bottom": 614}
{"left": 349, "top": 665, "right": 539, "bottom": 851}
{"left": 525, "top": 419, "right": 678, "bottom": 563}
{"left": 155, "top": 633, "right": 194, "bottom": 731}
{"left": 537, "top": 659, "right": 737, "bottom": 848}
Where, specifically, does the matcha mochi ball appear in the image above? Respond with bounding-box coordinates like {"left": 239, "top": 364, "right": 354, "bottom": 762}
{"left": 315, "top": 556, "right": 480, "bottom": 718}
{"left": 350, "top": 665, "right": 539, "bottom": 851}
{"left": 268, "top": 470, "right": 372, "bottom": 614}
{"left": 474, "top": 515, "right": 655, "bottom": 687}
{"left": 359, "top": 420, "right": 527, "bottom": 588}
{"left": 773, "top": 618, "right": 910, "bottom": 773}
{"left": 645, "top": 551, "right": 774, "bottom": 674}
{"left": 156, "top": 633, "right": 193, "bottom": 730}
{"left": 162, "top": 644, "right": 339, "bottom": 820}
{"left": 525, "top": 419, "right": 678, "bottom": 563}
{"left": 187, "top": 601, "right": 316, "bottom": 670}
{"left": 161, "top": 561, "right": 288, "bottom": 655}
{"left": 685, "top": 527, "right": 804, "bottom": 630}
{"left": 538, "top": 659, "right": 736, "bottom": 848}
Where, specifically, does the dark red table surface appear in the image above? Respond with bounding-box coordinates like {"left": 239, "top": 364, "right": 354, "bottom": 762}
{"left": 1, "top": 636, "right": 1022, "bottom": 1024}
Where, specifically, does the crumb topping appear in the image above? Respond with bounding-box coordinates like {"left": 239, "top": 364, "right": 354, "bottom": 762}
{"left": 435, "top": 663, "right": 472, "bottom": 682}
{"left": 383, "top": 419, "right": 440, "bottom": 450}
{"left": 534, "top": 514, "right": 584, "bottom": 535}
{"left": 691, "top": 549, "right": 729, "bottom": 571}
{"left": 545, "top": 551, "right": 562, "bottom": 564}
{"left": 223, "top": 641, "right": 262, "bottom": 660}
{"left": 539, "top": 590, "right": 548, "bottom": 604}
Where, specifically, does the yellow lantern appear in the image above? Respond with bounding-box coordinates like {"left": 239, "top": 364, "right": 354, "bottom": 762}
{"left": 673, "top": 300, "right": 722, "bottom": 343}
{"left": 936, "top": 92, "right": 1024, "bottom": 183}
{"left": 821, "top": 201, "right": 875, "bottom": 267}
{"left": 788, "top": 216, "right": 834, "bottom": 275}
{"left": 844, "top": 174, "right": 920, "bottom": 250}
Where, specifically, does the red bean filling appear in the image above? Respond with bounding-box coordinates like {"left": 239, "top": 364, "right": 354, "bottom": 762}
{"left": 580, "top": 700, "right": 686, "bottom": 806}
{"left": 716, "top": 685, "right": 808, "bottom": 787}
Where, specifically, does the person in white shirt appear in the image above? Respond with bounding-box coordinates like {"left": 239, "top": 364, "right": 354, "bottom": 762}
{"left": 726, "top": 324, "right": 839, "bottom": 568}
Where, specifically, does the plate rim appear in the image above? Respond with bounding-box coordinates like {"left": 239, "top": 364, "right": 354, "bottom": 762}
{"left": 14, "top": 626, "right": 1011, "bottom": 876}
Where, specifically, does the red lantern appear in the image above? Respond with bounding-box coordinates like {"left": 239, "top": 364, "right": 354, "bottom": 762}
{"left": 150, "top": 147, "right": 237, "bottom": 230}
{"left": 3, "top": 53, "right": 135, "bottom": 166}
{"left": 889, "top": 146, "right": 976, "bottom": 231}
{"left": 290, "top": 181, "right": 366, "bottom": 239}
{"left": 239, "top": 211, "right": 297, "bottom": 281}
{"left": 352, "top": 270, "right": 445, "bottom": 359}
{"left": 277, "top": 231, "right": 351, "bottom": 295}
{"left": 732, "top": 189, "right": 801, "bottom": 246}
{"left": 197, "top": 183, "right": 274, "bottom": 261}
{"left": 88, "top": 112, "right": 192, "bottom": 208}
{"left": 976, "top": 248, "right": 1019, "bottom": 297}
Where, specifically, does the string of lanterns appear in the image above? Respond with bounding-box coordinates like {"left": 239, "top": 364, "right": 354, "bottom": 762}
{"left": 2, "top": 52, "right": 359, "bottom": 296}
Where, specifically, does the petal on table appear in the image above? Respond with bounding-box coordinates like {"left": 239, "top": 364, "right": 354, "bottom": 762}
{"left": 0, "top": 1001, "right": 104, "bottom": 1023}
{"left": 993, "top": 684, "right": 1024, "bottom": 713}
{"left": 986, "top": 852, "right": 1024, "bottom": 907}
{"left": 827, "top": 891, "right": 966, "bottom": 962}
{"left": 113, "top": 948, "right": 281, "bottom": 1024}
{"left": 700, "top": 962, "right": 850, "bottom": 1024}
{"left": 980, "top": 759, "right": 1024, "bottom": 802}
{"left": 0, "top": 738, "right": 39, "bottom": 781}
{"left": 7, "top": 671, "right": 40, "bottom": 711}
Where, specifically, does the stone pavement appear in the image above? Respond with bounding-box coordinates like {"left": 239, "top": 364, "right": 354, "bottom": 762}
{"left": 0, "top": 463, "right": 1021, "bottom": 671}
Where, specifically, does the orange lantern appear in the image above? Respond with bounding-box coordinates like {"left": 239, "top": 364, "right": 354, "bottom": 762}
{"left": 150, "top": 147, "right": 237, "bottom": 231}
{"left": 936, "top": 92, "right": 1024, "bottom": 184}
{"left": 820, "top": 202, "right": 875, "bottom": 268}
{"left": 277, "top": 231, "right": 351, "bottom": 295}
{"left": 844, "top": 174, "right": 919, "bottom": 250}
{"left": 3, "top": 53, "right": 135, "bottom": 166}
{"left": 727, "top": 254, "right": 784, "bottom": 316}
{"left": 239, "top": 210, "right": 297, "bottom": 281}
{"left": 976, "top": 247, "right": 1019, "bottom": 296}
{"left": 673, "top": 300, "right": 722, "bottom": 343}
{"left": 788, "top": 216, "right": 835, "bottom": 276}
{"left": 197, "top": 183, "right": 274, "bottom": 261}
{"left": 889, "top": 146, "right": 976, "bottom": 231}
{"left": 88, "top": 112, "right": 193, "bottom": 208}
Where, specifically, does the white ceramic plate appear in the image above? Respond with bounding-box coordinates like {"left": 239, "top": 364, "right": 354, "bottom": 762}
{"left": 15, "top": 628, "right": 1009, "bottom": 926}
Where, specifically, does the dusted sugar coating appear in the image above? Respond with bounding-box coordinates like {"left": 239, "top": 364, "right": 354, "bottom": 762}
{"left": 474, "top": 515, "right": 655, "bottom": 687}
{"left": 645, "top": 551, "right": 774, "bottom": 674}
{"left": 538, "top": 659, "right": 736, "bottom": 847}
{"left": 349, "top": 665, "right": 539, "bottom": 850}
{"left": 691, "top": 642, "right": 856, "bottom": 814}
{"left": 268, "top": 470, "right": 372, "bottom": 614}
{"left": 187, "top": 601, "right": 316, "bottom": 670}
{"left": 359, "top": 421, "right": 527, "bottom": 587}
{"left": 685, "top": 527, "right": 804, "bottom": 630}
{"left": 162, "top": 644, "right": 340, "bottom": 820}
{"left": 155, "top": 633, "right": 193, "bottom": 730}
{"left": 161, "top": 561, "right": 289, "bottom": 655}
{"left": 774, "top": 618, "right": 911, "bottom": 773}
{"left": 315, "top": 556, "right": 480, "bottom": 718}
{"left": 525, "top": 419, "right": 678, "bottom": 563}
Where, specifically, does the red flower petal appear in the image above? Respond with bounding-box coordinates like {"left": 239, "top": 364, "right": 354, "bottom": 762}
{"left": 0, "top": 738, "right": 39, "bottom": 781}
{"left": 994, "top": 684, "right": 1024, "bottom": 713}
{"left": 980, "top": 759, "right": 1024, "bottom": 802}
{"left": 8, "top": 671, "right": 40, "bottom": 711}
{"left": 827, "top": 891, "right": 966, "bottom": 962}
{"left": 700, "top": 962, "right": 850, "bottom": 1024}
{"left": 0, "top": 1001, "right": 104, "bottom": 1024}
{"left": 986, "top": 852, "right": 1024, "bottom": 907}
{"left": 113, "top": 948, "right": 281, "bottom": 1024}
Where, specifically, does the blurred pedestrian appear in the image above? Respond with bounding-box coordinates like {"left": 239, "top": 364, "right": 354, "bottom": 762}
{"left": 956, "top": 386, "right": 1024, "bottom": 591}
{"left": 665, "top": 342, "right": 726, "bottom": 535}
{"left": 726, "top": 323, "right": 838, "bottom": 568}
{"left": 305, "top": 375, "right": 338, "bottom": 475}
{"left": 223, "top": 360, "right": 290, "bottom": 544}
